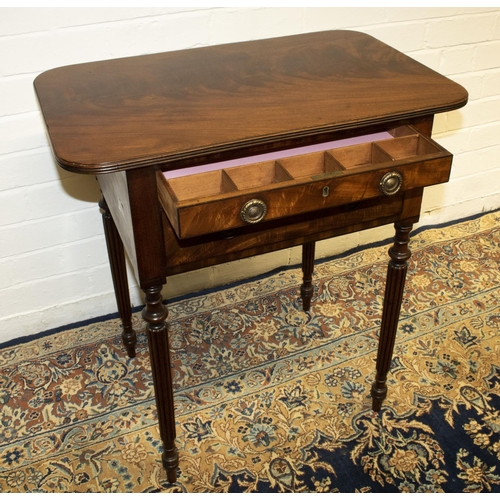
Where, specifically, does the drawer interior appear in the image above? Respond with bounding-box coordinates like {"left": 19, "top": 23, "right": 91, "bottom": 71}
{"left": 375, "top": 134, "right": 440, "bottom": 160}
{"left": 224, "top": 161, "right": 293, "bottom": 191}
{"left": 167, "top": 169, "right": 237, "bottom": 199}
{"left": 321, "top": 143, "right": 392, "bottom": 171}
{"left": 276, "top": 151, "right": 343, "bottom": 178}
{"left": 162, "top": 126, "right": 443, "bottom": 203}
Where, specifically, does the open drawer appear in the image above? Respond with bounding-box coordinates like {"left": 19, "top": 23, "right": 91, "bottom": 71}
{"left": 157, "top": 126, "right": 452, "bottom": 239}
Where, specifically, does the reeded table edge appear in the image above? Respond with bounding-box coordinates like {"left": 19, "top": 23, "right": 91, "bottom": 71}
{"left": 48, "top": 103, "right": 467, "bottom": 175}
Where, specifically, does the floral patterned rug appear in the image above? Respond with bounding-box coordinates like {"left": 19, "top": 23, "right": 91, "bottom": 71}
{"left": 1, "top": 210, "right": 500, "bottom": 493}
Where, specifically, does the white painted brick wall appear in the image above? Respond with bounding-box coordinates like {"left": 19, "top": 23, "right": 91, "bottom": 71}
{"left": 1, "top": 7, "right": 499, "bottom": 344}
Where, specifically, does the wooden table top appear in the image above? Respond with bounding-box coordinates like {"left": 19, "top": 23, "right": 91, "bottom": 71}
{"left": 34, "top": 30, "right": 468, "bottom": 174}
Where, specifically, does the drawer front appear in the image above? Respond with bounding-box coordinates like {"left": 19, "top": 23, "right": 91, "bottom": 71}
{"left": 157, "top": 126, "right": 452, "bottom": 239}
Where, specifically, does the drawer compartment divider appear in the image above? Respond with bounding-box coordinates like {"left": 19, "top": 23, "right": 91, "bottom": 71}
{"left": 225, "top": 160, "right": 293, "bottom": 190}
{"left": 166, "top": 169, "right": 238, "bottom": 201}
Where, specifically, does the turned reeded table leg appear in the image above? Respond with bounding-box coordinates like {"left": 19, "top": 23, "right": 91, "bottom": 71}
{"left": 99, "top": 196, "right": 137, "bottom": 358}
{"left": 142, "top": 285, "right": 179, "bottom": 483}
{"left": 371, "top": 221, "right": 413, "bottom": 411}
{"left": 301, "top": 241, "right": 316, "bottom": 312}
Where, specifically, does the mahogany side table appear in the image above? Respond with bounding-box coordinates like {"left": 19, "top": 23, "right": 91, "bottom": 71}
{"left": 34, "top": 30, "right": 468, "bottom": 483}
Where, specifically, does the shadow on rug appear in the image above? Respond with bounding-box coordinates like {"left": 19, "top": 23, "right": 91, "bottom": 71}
{"left": 1, "top": 211, "right": 500, "bottom": 492}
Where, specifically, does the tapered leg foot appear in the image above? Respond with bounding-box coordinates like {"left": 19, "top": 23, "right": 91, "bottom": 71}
{"left": 301, "top": 242, "right": 316, "bottom": 312}
{"left": 371, "top": 382, "right": 387, "bottom": 412}
{"left": 99, "top": 196, "right": 137, "bottom": 358}
{"left": 163, "top": 449, "right": 179, "bottom": 483}
{"left": 121, "top": 326, "right": 136, "bottom": 359}
{"left": 371, "top": 221, "right": 412, "bottom": 411}
{"left": 142, "top": 285, "right": 179, "bottom": 483}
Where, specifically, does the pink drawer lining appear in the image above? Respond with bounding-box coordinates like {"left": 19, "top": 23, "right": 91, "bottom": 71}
{"left": 163, "top": 131, "right": 393, "bottom": 179}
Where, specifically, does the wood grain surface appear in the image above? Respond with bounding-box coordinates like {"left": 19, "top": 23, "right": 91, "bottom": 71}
{"left": 34, "top": 30, "right": 468, "bottom": 174}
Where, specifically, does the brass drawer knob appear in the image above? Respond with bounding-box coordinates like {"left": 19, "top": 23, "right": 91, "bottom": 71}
{"left": 240, "top": 199, "right": 267, "bottom": 224}
{"left": 379, "top": 171, "right": 403, "bottom": 196}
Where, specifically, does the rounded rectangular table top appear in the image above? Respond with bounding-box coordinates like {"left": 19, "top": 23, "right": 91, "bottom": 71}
{"left": 34, "top": 30, "right": 468, "bottom": 174}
